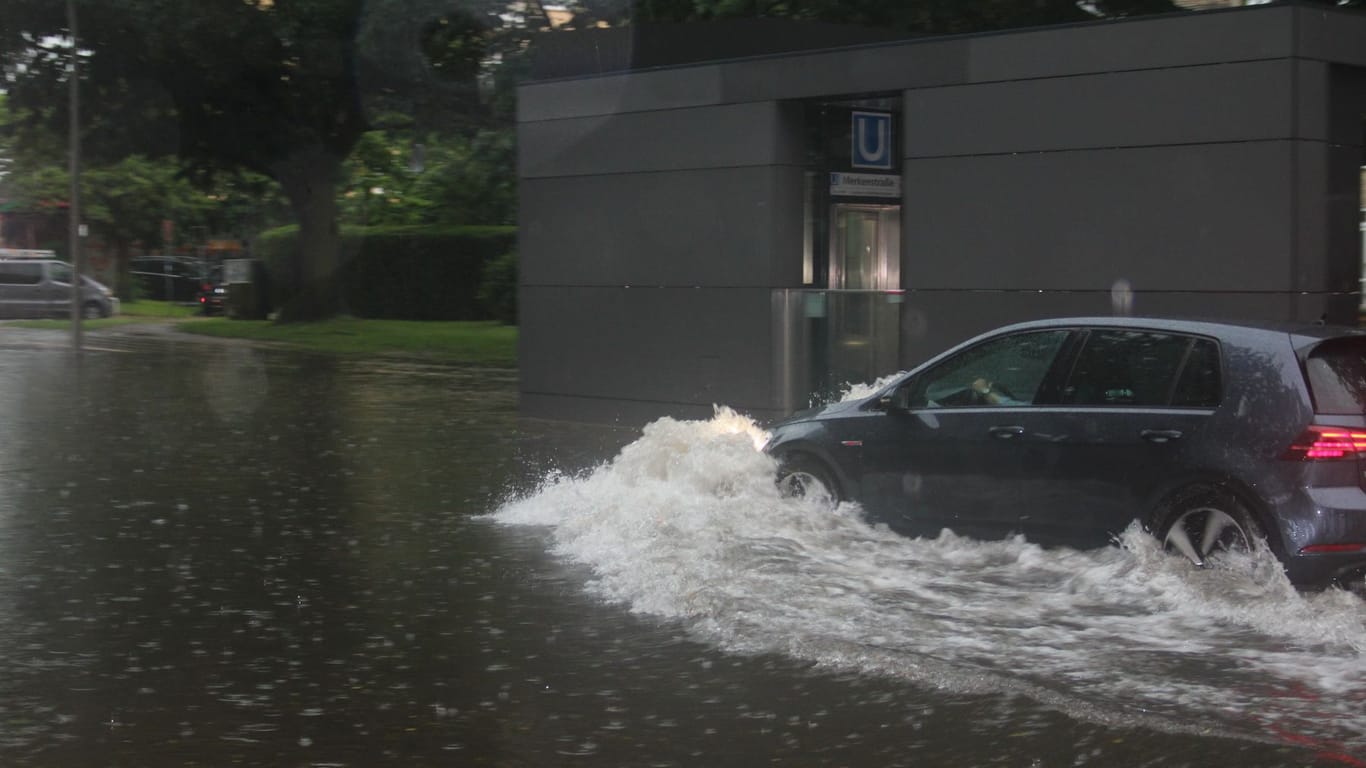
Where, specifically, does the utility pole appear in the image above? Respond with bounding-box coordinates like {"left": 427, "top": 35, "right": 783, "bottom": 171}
{"left": 67, "top": 0, "right": 82, "bottom": 351}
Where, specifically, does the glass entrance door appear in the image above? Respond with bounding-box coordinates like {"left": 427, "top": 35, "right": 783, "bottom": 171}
{"left": 831, "top": 205, "right": 900, "bottom": 291}
{"left": 827, "top": 204, "right": 901, "bottom": 388}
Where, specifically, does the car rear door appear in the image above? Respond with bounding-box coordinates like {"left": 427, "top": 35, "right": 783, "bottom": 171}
{"left": 1019, "top": 328, "right": 1222, "bottom": 548}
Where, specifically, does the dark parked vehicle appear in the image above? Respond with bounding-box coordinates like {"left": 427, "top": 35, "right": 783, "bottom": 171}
{"left": 196, "top": 265, "right": 227, "bottom": 315}
{"left": 765, "top": 317, "right": 1366, "bottom": 595}
{"left": 129, "top": 256, "right": 205, "bottom": 302}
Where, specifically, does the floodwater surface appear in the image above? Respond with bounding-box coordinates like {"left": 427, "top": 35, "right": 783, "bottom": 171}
{"left": 0, "top": 325, "right": 1362, "bottom": 767}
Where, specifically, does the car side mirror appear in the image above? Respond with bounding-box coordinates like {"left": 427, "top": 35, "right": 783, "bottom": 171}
{"left": 879, "top": 384, "right": 915, "bottom": 412}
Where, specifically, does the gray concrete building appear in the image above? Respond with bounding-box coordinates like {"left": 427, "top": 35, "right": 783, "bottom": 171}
{"left": 517, "top": 4, "right": 1366, "bottom": 425}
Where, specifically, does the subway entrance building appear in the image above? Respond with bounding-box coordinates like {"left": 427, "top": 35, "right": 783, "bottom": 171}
{"left": 517, "top": 4, "right": 1366, "bottom": 426}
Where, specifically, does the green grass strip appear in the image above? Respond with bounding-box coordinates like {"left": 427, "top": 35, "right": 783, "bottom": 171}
{"left": 177, "top": 317, "right": 518, "bottom": 365}
{"left": 121, "top": 301, "right": 201, "bottom": 318}
{"left": 5, "top": 300, "right": 201, "bottom": 329}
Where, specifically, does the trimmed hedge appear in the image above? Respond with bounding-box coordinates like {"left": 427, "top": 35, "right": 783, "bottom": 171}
{"left": 478, "top": 251, "right": 517, "bottom": 325}
{"left": 255, "top": 224, "right": 517, "bottom": 320}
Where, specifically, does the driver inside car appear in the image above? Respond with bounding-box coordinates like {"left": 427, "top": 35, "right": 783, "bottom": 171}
{"left": 971, "top": 377, "right": 1024, "bottom": 406}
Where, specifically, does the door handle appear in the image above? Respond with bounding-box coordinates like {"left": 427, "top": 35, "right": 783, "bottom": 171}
{"left": 988, "top": 425, "right": 1025, "bottom": 440}
{"left": 1140, "top": 429, "right": 1183, "bottom": 443}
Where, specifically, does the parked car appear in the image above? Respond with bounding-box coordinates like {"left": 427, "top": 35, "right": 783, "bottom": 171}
{"left": 129, "top": 256, "right": 205, "bottom": 302}
{"left": 0, "top": 258, "right": 119, "bottom": 319}
{"left": 196, "top": 265, "right": 227, "bottom": 315}
{"left": 765, "top": 316, "right": 1366, "bottom": 595}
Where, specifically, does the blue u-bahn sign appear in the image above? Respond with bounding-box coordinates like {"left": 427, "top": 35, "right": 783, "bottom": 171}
{"left": 851, "top": 111, "right": 893, "bottom": 170}
{"left": 852, "top": 110, "right": 896, "bottom": 169}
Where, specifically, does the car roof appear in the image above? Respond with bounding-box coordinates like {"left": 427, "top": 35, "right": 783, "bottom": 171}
{"left": 991, "top": 315, "right": 1366, "bottom": 343}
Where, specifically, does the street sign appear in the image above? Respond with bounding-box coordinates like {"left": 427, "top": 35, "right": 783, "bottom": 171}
{"left": 830, "top": 172, "right": 901, "bottom": 199}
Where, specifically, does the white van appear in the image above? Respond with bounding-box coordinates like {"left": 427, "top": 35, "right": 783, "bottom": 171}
{"left": 0, "top": 259, "right": 119, "bottom": 319}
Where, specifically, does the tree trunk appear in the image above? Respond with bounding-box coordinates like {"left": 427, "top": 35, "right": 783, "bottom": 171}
{"left": 114, "top": 240, "right": 133, "bottom": 301}
{"left": 274, "top": 149, "right": 344, "bottom": 322}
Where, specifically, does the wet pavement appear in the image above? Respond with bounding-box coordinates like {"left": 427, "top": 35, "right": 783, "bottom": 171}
{"left": 0, "top": 323, "right": 1360, "bottom": 767}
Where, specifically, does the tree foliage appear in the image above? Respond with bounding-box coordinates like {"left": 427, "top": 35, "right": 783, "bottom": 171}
{"left": 335, "top": 125, "right": 514, "bottom": 227}
{"left": 0, "top": 0, "right": 568, "bottom": 318}
{"left": 0, "top": 1, "right": 417, "bottom": 319}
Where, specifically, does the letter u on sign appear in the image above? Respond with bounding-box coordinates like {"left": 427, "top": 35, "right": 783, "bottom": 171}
{"left": 851, "top": 111, "right": 892, "bottom": 170}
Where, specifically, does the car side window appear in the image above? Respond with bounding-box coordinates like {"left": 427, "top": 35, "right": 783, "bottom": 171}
{"left": 907, "top": 330, "right": 1070, "bottom": 408}
{"left": 1062, "top": 330, "right": 1217, "bottom": 407}
{"left": 49, "top": 263, "right": 72, "bottom": 284}
{"left": 0, "top": 263, "right": 43, "bottom": 285}
{"left": 1170, "top": 338, "right": 1221, "bottom": 407}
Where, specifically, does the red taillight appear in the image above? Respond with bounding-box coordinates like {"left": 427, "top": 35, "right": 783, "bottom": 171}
{"left": 198, "top": 296, "right": 206, "bottom": 304}
{"left": 1282, "top": 426, "right": 1366, "bottom": 461}
{"left": 1300, "top": 543, "right": 1366, "bottom": 554}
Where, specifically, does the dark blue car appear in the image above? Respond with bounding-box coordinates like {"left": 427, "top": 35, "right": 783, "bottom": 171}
{"left": 765, "top": 317, "right": 1366, "bottom": 595}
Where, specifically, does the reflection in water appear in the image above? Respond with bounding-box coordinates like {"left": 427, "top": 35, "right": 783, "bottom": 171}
{"left": 202, "top": 345, "right": 269, "bottom": 422}
{"left": 0, "top": 331, "right": 1354, "bottom": 766}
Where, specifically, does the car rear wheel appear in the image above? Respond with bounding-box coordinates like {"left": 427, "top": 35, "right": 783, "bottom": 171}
{"left": 776, "top": 454, "right": 840, "bottom": 507}
{"left": 1159, "top": 487, "right": 1266, "bottom": 568}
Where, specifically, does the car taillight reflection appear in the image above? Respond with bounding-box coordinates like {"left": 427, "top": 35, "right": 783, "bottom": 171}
{"left": 1299, "top": 542, "right": 1366, "bottom": 554}
{"left": 1281, "top": 426, "right": 1366, "bottom": 461}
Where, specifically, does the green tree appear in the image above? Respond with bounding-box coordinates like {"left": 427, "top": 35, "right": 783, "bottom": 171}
{"left": 411, "top": 129, "right": 516, "bottom": 226}
{"left": 335, "top": 125, "right": 516, "bottom": 227}
{"left": 338, "top": 128, "right": 432, "bottom": 227}
{"left": 81, "top": 156, "right": 188, "bottom": 297}
{"left": 1, "top": 1, "right": 480, "bottom": 320}
{"left": 0, "top": 149, "right": 285, "bottom": 297}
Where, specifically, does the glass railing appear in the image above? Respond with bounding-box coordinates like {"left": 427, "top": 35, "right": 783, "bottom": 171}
{"left": 771, "top": 289, "right": 904, "bottom": 413}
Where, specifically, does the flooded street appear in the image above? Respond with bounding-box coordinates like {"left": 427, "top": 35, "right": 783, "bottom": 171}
{"left": 0, "top": 327, "right": 1362, "bottom": 767}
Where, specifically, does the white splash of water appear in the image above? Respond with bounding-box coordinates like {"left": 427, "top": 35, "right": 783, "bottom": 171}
{"left": 495, "top": 407, "right": 1366, "bottom": 753}
{"left": 838, "top": 371, "right": 906, "bottom": 403}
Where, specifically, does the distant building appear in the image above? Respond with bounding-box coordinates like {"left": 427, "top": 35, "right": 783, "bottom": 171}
{"left": 518, "top": 4, "right": 1366, "bottom": 425}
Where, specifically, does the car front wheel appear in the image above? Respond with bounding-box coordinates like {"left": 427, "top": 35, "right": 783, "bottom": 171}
{"left": 776, "top": 454, "right": 840, "bottom": 507}
{"left": 1158, "top": 487, "right": 1266, "bottom": 568}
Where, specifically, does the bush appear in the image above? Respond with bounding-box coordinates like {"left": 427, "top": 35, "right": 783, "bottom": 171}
{"left": 478, "top": 251, "right": 517, "bottom": 325}
{"left": 255, "top": 224, "right": 517, "bottom": 320}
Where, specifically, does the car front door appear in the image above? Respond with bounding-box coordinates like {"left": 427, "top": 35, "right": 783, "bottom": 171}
{"left": 1018, "top": 328, "right": 1222, "bottom": 548}
{"left": 858, "top": 329, "right": 1074, "bottom": 541}
{"left": 44, "top": 262, "right": 76, "bottom": 317}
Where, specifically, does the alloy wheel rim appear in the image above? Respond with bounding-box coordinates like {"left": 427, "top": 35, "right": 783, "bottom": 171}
{"left": 1163, "top": 506, "right": 1251, "bottom": 567}
{"left": 778, "top": 471, "right": 834, "bottom": 505}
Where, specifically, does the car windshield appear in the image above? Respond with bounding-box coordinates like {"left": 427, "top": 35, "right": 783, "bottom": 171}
{"left": 1305, "top": 337, "right": 1366, "bottom": 415}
